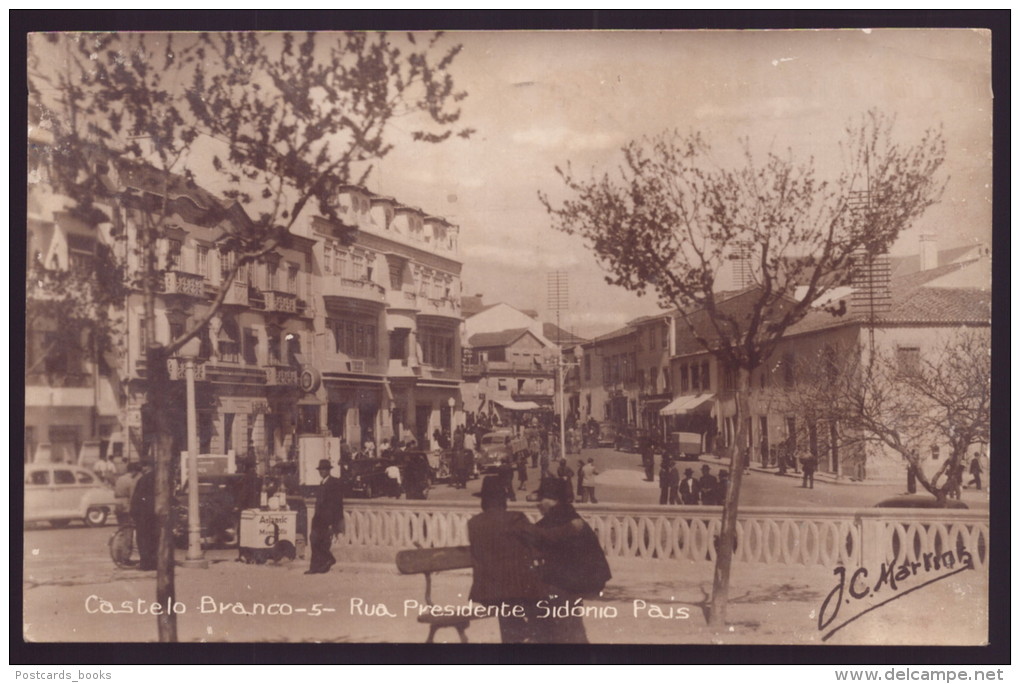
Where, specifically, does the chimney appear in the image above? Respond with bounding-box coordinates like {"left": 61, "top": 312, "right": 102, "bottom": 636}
{"left": 919, "top": 233, "right": 938, "bottom": 271}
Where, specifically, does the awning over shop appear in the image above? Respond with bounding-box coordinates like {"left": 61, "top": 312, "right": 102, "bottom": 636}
{"left": 492, "top": 399, "right": 542, "bottom": 411}
{"left": 660, "top": 393, "right": 715, "bottom": 416}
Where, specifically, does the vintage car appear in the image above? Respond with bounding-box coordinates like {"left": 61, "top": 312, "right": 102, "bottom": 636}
{"left": 342, "top": 458, "right": 403, "bottom": 499}
{"left": 25, "top": 463, "right": 119, "bottom": 528}
{"left": 173, "top": 473, "right": 246, "bottom": 547}
{"left": 664, "top": 431, "right": 703, "bottom": 461}
{"left": 596, "top": 422, "right": 619, "bottom": 448}
{"left": 476, "top": 429, "right": 514, "bottom": 474}
{"left": 614, "top": 426, "right": 650, "bottom": 452}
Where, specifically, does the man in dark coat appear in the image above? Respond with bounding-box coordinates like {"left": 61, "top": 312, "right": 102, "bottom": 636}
{"left": 468, "top": 476, "right": 547, "bottom": 643}
{"left": 306, "top": 459, "right": 344, "bottom": 574}
{"left": 640, "top": 435, "right": 655, "bottom": 482}
{"left": 698, "top": 464, "right": 719, "bottom": 505}
{"left": 679, "top": 468, "right": 701, "bottom": 505}
{"left": 517, "top": 478, "right": 611, "bottom": 644}
{"left": 129, "top": 460, "right": 157, "bottom": 571}
{"left": 660, "top": 457, "right": 680, "bottom": 505}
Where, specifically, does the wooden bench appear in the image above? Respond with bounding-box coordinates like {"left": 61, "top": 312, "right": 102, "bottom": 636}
{"left": 395, "top": 545, "right": 480, "bottom": 643}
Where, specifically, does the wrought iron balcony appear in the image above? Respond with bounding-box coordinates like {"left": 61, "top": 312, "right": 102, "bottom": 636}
{"left": 163, "top": 270, "right": 205, "bottom": 298}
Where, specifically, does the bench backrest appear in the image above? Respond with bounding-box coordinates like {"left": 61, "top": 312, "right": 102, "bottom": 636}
{"left": 396, "top": 545, "right": 472, "bottom": 575}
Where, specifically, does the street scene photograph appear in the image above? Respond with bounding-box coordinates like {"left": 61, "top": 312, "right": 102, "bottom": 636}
{"left": 22, "top": 26, "right": 993, "bottom": 649}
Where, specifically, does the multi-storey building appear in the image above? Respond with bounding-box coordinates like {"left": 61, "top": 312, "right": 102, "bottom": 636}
{"left": 663, "top": 254, "right": 990, "bottom": 481}
{"left": 26, "top": 127, "right": 464, "bottom": 466}
{"left": 578, "top": 313, "right": 673, "bottom": 432}
{"left": 309, "top": 186, "right": 463, "bottom": 451}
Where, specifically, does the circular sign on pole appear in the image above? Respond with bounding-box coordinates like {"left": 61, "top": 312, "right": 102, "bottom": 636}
{"left": 298, "top": 365, "right": 321, "bottom": 393}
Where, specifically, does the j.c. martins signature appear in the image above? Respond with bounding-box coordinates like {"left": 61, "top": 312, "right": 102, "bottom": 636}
{"left": 818, "top": 547, "right": 975, "bottom": 642}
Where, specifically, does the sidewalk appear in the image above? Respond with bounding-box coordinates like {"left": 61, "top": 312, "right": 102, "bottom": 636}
{"left": 23, "top": 545, "right": 987, "bottom": 646}
{"left": 700, "top": 453, "right": 901, "bottom": 487}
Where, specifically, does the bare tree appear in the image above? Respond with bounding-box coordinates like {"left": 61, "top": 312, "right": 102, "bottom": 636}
{"left": 794, "top": 330, "right": 990, "bottom": 505}
{"left": 27, "top": 30, "right": 471, "bottom": 641}
{"left": 540, "top": 111, "right": 946, "bottom": 628}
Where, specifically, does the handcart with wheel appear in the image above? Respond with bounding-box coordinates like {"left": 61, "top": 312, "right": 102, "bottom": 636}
{"left": 238, "top": 508, "right": 299, "bottom": 564}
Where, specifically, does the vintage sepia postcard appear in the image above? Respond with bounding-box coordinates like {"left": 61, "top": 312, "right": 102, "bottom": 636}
{"left": 20, "top": 22, "right": 997, "bottom": 658}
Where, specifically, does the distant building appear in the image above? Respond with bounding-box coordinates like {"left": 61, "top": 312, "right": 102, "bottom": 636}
{"left": 460, "top": 299, "right": 588, "bottom": 426}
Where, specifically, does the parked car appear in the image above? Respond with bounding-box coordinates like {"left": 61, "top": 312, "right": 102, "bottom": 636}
{"left": 596, "top": 422, "right": 619, "bottom": 448}
{"left": 476, "top": 429, "right": 514, "bottom": 474}
{"left": 25, "top": 463, "right": 119, "bottom": 528}
{"left": 664, "top": 431, "right": 703, "bottom": 461}
{"left": 343, "top": 458, "right": 402, "bottom": 498}
{"left": 874, "top": 495, "right": 969, "bottom": 509}
{"left": 615, "top": 426, "right": 649, "bottom": 452}
{"left": 173, "top": 473, "right": 246, "bottom": 547}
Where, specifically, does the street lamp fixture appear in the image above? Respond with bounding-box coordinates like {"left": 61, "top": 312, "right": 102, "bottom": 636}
{"left": 179, "top": 337, "right": 208, "bottom": 569}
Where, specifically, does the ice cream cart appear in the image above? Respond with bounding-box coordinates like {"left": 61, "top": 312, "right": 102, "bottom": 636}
{"left": 238, "top": 505, "right": 300, "bottom": 564}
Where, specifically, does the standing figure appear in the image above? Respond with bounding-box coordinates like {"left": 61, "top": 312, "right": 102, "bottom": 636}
{"left": 575, "top": 459, "right": 586, "bottom": 502}
{"left": 518, "top": 478, "right": 612, "bottom": 644}
{"left": 129, "top": 460, "right": 157, "bottom": 571}
{"left": 306, "top": 459, "right": 344, "bottom": 575}
{"left": 498, "top": 457, "right": 517, "bottom": 502}
{"left": 716, "top": 469, "right": 731, "bottom": 506}
{"left": 468, "top": 477, "right": 547, "bottom": 643}
{"left": 113, "top": 462, "right": 142, "bottom": 524}
{"left": 800, "top": 455, "right": 818, "bottom": 489}
{"left": 967, "top": 453, "right": 983, "bottom": 490}
{"left": 516, "top": 454, "right": 529, "bottom": 491}
{"left": 698, "top": 464, "right": 719, "bottom": 504}
{"left": 556, "top": 458, "right": 575, "bottom": 502}
{"left": 580, "top": 458, "right": 600, "bottom": 504}
{"left": 679, "top": 468, "right": 701, "bottom": 505}
{"left": 640, "top": 435, "right": 655, "bottom": 482}
{"left": 660, "top": 457, "right": 680, "bottom": 505}
{"left": 385, "top": 461, "right": 403, "bottom": 498}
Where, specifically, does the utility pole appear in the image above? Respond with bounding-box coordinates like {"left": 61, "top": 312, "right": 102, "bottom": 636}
{"left": 547, "top": 272, "right": 569, "bottom": 460}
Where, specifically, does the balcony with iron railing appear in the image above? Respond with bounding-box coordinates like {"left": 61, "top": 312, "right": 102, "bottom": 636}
{"left": 266, "top": 365, "right": 300, "bottom": 386}
{"left": 163, "top": 270, "right": 206, "bottom": 298}
{"left": 166, "top": 357, "right": 207, "bottom": 381}
{"left": 261, "top": 289, "right": 300, "bottom": 314}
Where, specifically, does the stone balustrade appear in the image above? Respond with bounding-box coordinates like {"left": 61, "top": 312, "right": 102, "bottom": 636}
{"left": 333, "top": 501, "right": 988, "bottom": 570}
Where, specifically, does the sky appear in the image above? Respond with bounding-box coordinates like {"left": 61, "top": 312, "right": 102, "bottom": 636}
{"left": 356, "top": 29, "right": 993, "bottom": 339}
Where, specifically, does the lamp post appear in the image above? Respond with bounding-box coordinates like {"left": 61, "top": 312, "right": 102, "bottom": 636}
{"left": 179, "top": 337, "right": 207, "bottom": 569}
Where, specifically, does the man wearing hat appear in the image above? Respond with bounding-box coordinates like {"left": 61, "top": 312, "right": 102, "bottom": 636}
{"left": 306, "top": 459, "right": 345, "bottom": 575}
{"left": 467, "top": 476, "right": 546, "bottom": 642}
{"left": 679, "top": 467, "right": 701, "bottom": 505}
{"left": 517, "top": 478, "right": 611, "bottom": 643}
{"left": 659, "top": 456, "right": 679, "bottom": 505}
{"left": 699, "top": 464, "right": 719, "bottom": 505}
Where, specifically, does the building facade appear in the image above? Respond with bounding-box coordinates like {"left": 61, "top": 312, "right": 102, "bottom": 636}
{"left": 26, "top": 129, "right": 464, "bottom": 468}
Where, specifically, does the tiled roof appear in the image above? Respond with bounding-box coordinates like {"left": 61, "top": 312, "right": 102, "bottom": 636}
{"left": 467, "top": 328, "right": 534, "bottom": 349}
{"left": 542, "top": 322, "right": 588, "bottom": 346}
{"left": 883, "top": 287, "right": 991, "bottom": 324}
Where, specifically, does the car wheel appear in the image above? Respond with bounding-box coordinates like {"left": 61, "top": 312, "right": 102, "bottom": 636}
{"left": 84, "top": 507, "right": 109, "bottom": 527}
{"left": 50, "top": 519, "right": 72, "bottom": 528}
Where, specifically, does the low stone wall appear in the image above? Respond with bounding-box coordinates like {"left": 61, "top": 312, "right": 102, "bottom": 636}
{"left": 328, "top": 501, "right": 989, "bottom": 570}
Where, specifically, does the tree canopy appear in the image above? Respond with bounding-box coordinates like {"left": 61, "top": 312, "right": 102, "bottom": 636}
{"left": 540, "top": 111, "right": 946, "bottom": 370}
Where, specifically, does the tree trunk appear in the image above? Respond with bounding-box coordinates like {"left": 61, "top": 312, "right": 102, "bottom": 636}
{"left": 146, "top": 343, "right": 178, "bottom": 642}
{"left": 709, "top": 366, "right": 752, "bottom": 629}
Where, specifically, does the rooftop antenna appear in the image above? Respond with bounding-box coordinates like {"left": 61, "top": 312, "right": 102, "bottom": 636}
{"left": 547, "top": 272, "right": 570, "bottom": 461}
